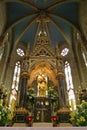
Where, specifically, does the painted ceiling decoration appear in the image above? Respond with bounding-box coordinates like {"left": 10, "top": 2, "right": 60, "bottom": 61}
{"left": 2, "top": 0, "right": 80, "bottom": 50}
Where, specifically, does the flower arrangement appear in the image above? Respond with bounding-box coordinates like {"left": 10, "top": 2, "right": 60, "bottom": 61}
{"left": 0, "top": 84, "right": 13, "bottom": 126}
{"left": 0, "top": 105, "right": 13, "bottom": 126}
{"left": 70, "top": 100, "right": 87, "bottom": 126}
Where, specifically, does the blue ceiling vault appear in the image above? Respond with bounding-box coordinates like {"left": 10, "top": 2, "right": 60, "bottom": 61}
{"left": 4, "top": 0, "right": 80, "bottom": 49}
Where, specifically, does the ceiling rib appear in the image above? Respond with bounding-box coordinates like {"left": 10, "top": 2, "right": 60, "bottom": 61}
{"left": 14, "top": 14, "right": 39, "bottom": 50}
{"left": 48, "top": 12, "right": 81, "bottom": 33}
{"left": 48, "top": 14, "right": 70, "bottom": 45}
{"left": 3, "top": 0, "right": 40, "bottom": 10}
{"left": 46, "top": 0, "right": 79, "bottom": 11}
{"left": 33, "top": 23, "right": 40, "bottom": 47}
{"left": 46, "top": 22, "right": 52, "bottom": 46}
{"left": 4, "top": 13, "right": 38, "bottom": 36}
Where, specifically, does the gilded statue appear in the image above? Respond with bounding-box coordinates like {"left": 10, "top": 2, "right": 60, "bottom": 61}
{"left": 37, "top": 74, "right": 47, "bottom": 97}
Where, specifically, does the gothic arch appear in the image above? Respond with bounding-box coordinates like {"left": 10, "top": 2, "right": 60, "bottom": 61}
{"left": 28, "top": 61, "right": 58, "bottom": 87}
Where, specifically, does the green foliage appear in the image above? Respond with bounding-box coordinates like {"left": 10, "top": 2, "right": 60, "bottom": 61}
{"left": 27, "top": 87, "right": 36, "bottom": 104}
{"left": 48, "top": 86, "right": 58, "bottom": 101}
{"left": 70, "top": 100, "right": 87, "bottom": 126}
{"left": 0, "top": 105, "right": 11, "bottom": 126}
{"left": 48, "top": 86, "right": 58, "bottom": 113}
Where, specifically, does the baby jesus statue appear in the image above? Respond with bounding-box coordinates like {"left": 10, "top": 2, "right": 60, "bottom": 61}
{"left": 37, "top": 74, "right": 48, "bottom": 97}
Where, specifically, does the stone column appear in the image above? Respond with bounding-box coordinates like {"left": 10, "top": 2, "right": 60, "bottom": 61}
{"left": 18, "top": 45, "right": 30, "bottom": 108}
{"left": 19, "top": 72, "right": 29, "bottom": 107}
{"left": 55, "top": 44, "right": 66, "bottom": 108}
{"left": 55, "top": 44, "right": 70, "bottom": 123}
{"left": 57, "top": 72, "right": 66, "bottom": 107}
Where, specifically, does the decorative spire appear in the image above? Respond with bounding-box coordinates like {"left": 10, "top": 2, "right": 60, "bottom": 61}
{"left": 35, "top": 11, "right": 50, "bottom": 46}
{"left": 36, "top": 29, "right": 49, "bottom": 46}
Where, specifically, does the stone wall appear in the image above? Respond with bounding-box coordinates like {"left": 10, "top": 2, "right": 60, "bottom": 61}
{"left": 79, "top": 0, "right": 87, "bottom": 40}
{"left": 0, "top": 3, "right": 6, "bottom": 35}
{"left": 0, "top": 3, "right": 7, "bottom": 84}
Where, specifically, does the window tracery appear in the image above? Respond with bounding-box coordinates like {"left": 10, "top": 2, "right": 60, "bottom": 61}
{"left": 61, "top": 48, "right": 69, "bottom": 56}
{"left": 16, "top": 48, "right": 24, "bottom": 57}
{"left": 9, "top": 61, "right": 21, "bottom": 108}
{"left": 64, "top": 61, "right": 76, "bottom": 110}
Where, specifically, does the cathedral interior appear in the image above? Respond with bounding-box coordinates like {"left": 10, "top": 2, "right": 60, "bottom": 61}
{"left": 0, "top": 0, "right": 87, "bottom": 127}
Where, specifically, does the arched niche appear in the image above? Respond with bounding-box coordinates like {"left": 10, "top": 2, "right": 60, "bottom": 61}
{"left": 28, "top": 61, "right": 58, "bottom": 90}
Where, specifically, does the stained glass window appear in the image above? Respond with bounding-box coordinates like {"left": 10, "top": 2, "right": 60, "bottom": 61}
{"left": 16, "top": 48, "right": 24, "bottom": 57}
{"left": 65, "top": 61, "right": 76, "bottom": 110}
{"left": 9, "top": 61, "right": 21, "bottom": 108}
{"left": 61, "top": 48, "right": 69, "bottom": 56}
{"left": 11, "top": 61, "right": 21, "bottom": 91}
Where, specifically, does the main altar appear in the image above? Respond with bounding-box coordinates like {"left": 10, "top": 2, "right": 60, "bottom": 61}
{"left": 12, "top": 23, "right": 70, "bottom": 126}
{"left": 34, "top": 97, "right": 51, "bottom": 122}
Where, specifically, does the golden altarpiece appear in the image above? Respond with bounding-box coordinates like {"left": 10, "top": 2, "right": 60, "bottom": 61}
{"left": 14, "top": 20, "right": 70, "bottom": 124}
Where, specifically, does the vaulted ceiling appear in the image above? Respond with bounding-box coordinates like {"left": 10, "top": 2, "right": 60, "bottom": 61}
{"left": 3, "top": 0, "right": 80, "bottom": 50}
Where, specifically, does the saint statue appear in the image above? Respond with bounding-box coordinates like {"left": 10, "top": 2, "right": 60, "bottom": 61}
{"left": 37, "top": 74, "right": 48, "bottom": 97}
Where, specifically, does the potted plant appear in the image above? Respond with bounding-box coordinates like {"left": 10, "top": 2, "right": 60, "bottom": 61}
{"left": 70, "top": 100, "right": 87, "bottom": 126}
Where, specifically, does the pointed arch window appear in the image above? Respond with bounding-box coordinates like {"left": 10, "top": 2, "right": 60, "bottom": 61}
{"left": 65, "top": 61, "right": 76, "bottom": 110}
{"left": 12, "top": 61, "right": 21, "bottom": 91}
{"left": 10, "top": 61, "right": 21, "bottom": 104}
